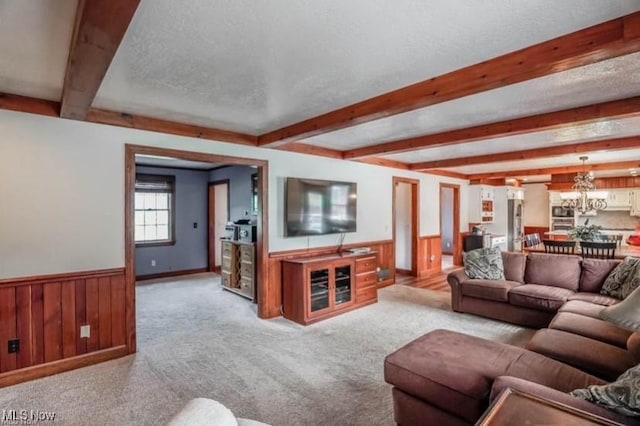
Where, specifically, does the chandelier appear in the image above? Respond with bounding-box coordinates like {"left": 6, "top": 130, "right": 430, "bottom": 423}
{"left": 560, "top": 156, "right": 608, "bottom": 214}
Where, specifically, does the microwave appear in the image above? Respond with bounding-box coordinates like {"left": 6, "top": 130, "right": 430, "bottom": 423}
{"left": 552, "top": 206, "right": 574, "bottom": 218}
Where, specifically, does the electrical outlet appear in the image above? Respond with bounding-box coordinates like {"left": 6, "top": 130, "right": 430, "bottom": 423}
{"left": 80, "top": 325, "right": 91, "bottom": 339}
{"left": 8, "top": 339, "right": 19, "bottom": 354}
{"left": 151, "top": 260, "right": 156, "bottom": 267}
{"left": 193, "top": 222, "right": 198, "bottom": 229}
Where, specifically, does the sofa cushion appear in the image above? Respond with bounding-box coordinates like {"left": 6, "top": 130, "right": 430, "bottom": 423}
{"left": 524, "top": 253, "right": 582, "bottom": 290}
{"left": 549, "top": 312, "right": 632, "bottom": 348}
{"left": 501, "top": 252, "right": 527, "bottom": 283}
{"left": 490, "top": 377, "right": 638, "bottom": 426}
{"left": 568, "top": 292, "right": 620, "bottom": 306}
{"left": 559, "top": 300, "right": 605, "bottom": 318}
{"left": 601, "top": 256, "right": 640, "bottom": 300}
{"left": 580, "top": 259, "right": 621, "bottom": 292}
{"left": 460, "top": 279, "right": 521, "bottom": 302}
{"left": 526, "top": 329, "right": 638, "bottom": 382}
{"left": 571, "top": 363, "right": 640, "bottom": 417}
{"left": 508, "top": 284, "right": 574, "bottom": 312}
{"left": 463, "top": 247, "right": 505, "bottom": 280}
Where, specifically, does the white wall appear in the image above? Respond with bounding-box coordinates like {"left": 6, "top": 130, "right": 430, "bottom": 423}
{"left": 523, "top": 183, "right": 549, "bottom": 227}
{"left": 0, "top": 110, "right": 468, "bottom": 279}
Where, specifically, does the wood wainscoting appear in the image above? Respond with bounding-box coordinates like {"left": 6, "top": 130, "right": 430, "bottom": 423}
{"left": 267, "top": 240, "right": 395, "bottom": 317}
{"left": 0, "top": 268, "right": 127, "bottom": 387}
{"left": 417, "top": 235, "right": 442, "bottom": 278}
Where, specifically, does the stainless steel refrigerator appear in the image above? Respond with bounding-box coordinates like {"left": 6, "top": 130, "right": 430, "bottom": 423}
{"left": 507, "top": 199, "right": 524, "bottom": 251}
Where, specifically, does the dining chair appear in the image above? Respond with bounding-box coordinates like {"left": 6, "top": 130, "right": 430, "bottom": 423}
{"left": 580, "top": 241, "right": 617, "bottom": 259}
{"left": 600, "top": 234, "right": 623, "bottom": 248}
{"left": 531, "top": 233, "right": 541, "bottom": 246}
{"left": 542, "top": 239, "right": 576, "bottom": 255}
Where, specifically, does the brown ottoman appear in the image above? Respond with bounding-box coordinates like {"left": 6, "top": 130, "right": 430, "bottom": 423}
{"left": 384, "top": 329, "right": 603, "bottom": 425}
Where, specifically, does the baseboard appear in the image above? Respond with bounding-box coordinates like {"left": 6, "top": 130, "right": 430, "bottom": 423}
{"left": 136, "top": 267, "right": 209, "bottom": 281}
{"left": 396, "top": 268, "right": 413, "bottom": 275}
{"left": 0, "top": 346, "right": 128, "bottom": 388}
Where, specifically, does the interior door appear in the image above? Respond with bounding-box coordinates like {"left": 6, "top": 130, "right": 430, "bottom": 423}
{"left": 395, "top": 182, "right": 412, "bottom": 271}
{"left": 208, "top": 182, "right": 229, "bottom": 271}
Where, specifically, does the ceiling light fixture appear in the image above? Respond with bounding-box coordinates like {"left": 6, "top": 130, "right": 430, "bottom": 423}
{"left": 560, "top": 156, "right": 608, "bottom": 214}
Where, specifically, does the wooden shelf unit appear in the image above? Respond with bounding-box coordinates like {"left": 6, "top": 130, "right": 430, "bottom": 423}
{"left": 221, "top": 240, "right": 255, "bottom": 300}
{"left": 282, "top": 251, "right": 378, "bottom": 325}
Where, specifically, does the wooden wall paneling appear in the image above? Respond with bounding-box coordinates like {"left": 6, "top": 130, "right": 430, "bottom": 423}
{"left": 85, "top": 278, "right": 100, "bottom": 353}
{"left": 417, "top": 236, "right": 443, "bottom": 278}
{"left": 43, "top": 282, "right": 62, "bottom": 363}
{"left": 454, "top": 232, "right": 471, "bottom": 266}
{"left": 61, "top": 281, "right": 77, "bottom": 359}
{"left": 15, "top": 286, "right": 33, "bottom": 369}
{"left": 110, "top": 275, "right": 126, "bottom": 347}
{"left": 0, "top": 287, "right": 17, "bottom": 373}
{"left": 31, "top": 285, "right": 45, "bottom": 366}
{"left": 75, "top": 279, "right": 87, "bottom": 355}
{"left": 98, "top": 277, "right": 112, "bottom": 349}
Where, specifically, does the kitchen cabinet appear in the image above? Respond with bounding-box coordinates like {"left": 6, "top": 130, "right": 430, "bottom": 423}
{"left": 469, "top": 186, "right": 495, "bottom": 224}
{"left": 605, "top": 189, "right": 632, "bottom": 210}
{"left": 631, "top": 190, "right": 640, "bottom": 216}
{"left": 506, "top": 188, "right": 524, "bottom": 200}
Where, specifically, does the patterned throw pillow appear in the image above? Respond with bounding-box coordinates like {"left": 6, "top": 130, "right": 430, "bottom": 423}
{"left": 570, "top": 363, "right": 640, "bottom": 417}
{"left": 601, "top": 257, "right": 640, "bottom": 300}
{"left": 463, "top": 247, "right": 505, "bottom": 280}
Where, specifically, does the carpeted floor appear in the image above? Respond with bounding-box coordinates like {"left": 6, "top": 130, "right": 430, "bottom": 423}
{"left": 0, "top": 273, "right": 534, "bottom": 425}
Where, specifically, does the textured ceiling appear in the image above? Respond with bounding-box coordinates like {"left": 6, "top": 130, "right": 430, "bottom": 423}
{"left": 303, "top": 53, "right": 640, "bottom": 150}
{"left": 0, "top": 0, "right": 77, "bottom": 100}
{"left": 93, "top": 0, "right": 640, "bottom": 134}
{"left": 383, "top": 116, "right": 640, "bottom": 164}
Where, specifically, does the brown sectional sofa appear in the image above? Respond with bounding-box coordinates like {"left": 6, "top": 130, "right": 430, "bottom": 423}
{"left": 447, "top": 252, "right": 620, "bottom": 328}
{"left": 383, "top": 252, "right": 640, "bottom": 425}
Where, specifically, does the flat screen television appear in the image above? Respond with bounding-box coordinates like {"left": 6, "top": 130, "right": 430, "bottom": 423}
{"left": 285, "top": 177, "right": 357, "bottom": 237}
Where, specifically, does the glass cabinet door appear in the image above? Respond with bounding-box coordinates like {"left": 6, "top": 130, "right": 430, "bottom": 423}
{"left": 309, "top": 268, "right": 330, "bottom": 312}
{"left": 334, "top": 264, "right": 352, "bottom": 307}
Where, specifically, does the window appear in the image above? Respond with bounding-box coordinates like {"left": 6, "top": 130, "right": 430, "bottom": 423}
{"left": 135, "top": 174, "right": 175, "bottom": 246}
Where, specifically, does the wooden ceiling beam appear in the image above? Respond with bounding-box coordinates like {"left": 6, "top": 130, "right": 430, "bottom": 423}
{"left": 86, "top": 109, "right": 258, "bottom": 146}
{"left": 60, "top": 0, "right": 142, "bottom": 120}
{"left": 410, "top": 136, "right": 640, "bottom": 170}
{"left": 344, "top": 96, "right": 640, "bottom": 159}
{"left": 467, "top": 160, "right": 640, "bottom": 180}
{"left": 258, "top": 12, "right": 640, "bottom": 147}
{"left": 0, "top": 92, "right": 60, "bottom": 117}
{"left": 421, "top": 170, "right": 468, "bottom": 180}
{"left": 356, "top": 158, "right": 410, "bottom": 170}
{"left": 274, "top": 143, "right": 343, "bottom": 159}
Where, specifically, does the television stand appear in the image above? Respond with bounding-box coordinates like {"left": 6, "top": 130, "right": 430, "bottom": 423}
{"left": 282, "top": 251, "right": 378, "bottom": 325}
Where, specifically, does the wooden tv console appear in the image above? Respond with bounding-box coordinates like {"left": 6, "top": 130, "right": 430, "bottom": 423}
{"left": 282, "top": 251, "right": 379, "bottom": 325}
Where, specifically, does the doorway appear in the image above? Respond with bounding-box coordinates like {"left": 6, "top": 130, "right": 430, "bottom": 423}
{"left": 393, "top": 177, "right": 419, "bottom": 276}
{"left": 440, "top": 183, "right": 460, "bottom": 271}
{"left": 208, "top": 180, "right": 230, "bottom": 273}
{"left": 125, "top": 144, "right": 269, "bottom": 354}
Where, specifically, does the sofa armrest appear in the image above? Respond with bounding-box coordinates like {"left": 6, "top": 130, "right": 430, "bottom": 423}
{"left": 490, "top": 376, "right": 640, "bottom": 426}
{"left": 447, "top": 269, "right": 469, "bottom": 312}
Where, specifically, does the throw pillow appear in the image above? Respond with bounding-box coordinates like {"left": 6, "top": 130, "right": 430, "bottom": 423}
{"left": 463, "top": 247, "right": 505, "bottom": 280}
{"left": 570, "top": 363, "right": 640, "bottom": 417}
{"left": 601, "top": 257, "right": 640, "bottom": 300}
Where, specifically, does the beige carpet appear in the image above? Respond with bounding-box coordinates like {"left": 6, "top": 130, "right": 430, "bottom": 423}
{"left": 0, "top": 273, "right": 534, "bottom": 425}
